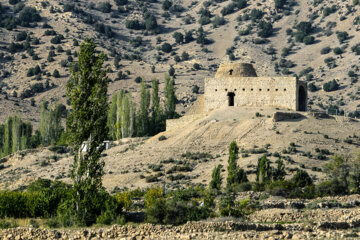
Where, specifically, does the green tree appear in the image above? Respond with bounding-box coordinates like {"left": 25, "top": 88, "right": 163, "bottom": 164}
{"left": 226, "top": 141, "right": 248, "bottom": 189}
{"left": 137, "top": 79, "right": 150, "bottom": 136}
{"left": 39, "top": 102, "right": 63, "bottom": 146}
{"left": 291, "top": 169, "right": 313, "bottom": 187}
{"left": 107, "top": 94, "right": 118, "bottom": 140}
{"left": 120, "top": 92, "right": 136, "bottom": 138}
{"left": 210, "top": 165, "right": 222, "bottom": 191}
{"left": 256, "top": 154, "right": 272, "bottom": 184}
{"left": 164, "top": 74, "right": 176, "bottom": 119}
{"left": 0, "top": 116, "right": 33, "bottom": 157}
{"left": 66, "top": 39, "right": 109, "bottom": 226}
{"left": 151, "top": 79, "right": 165, "bottom": 135}
{"left": 272, "top": 159, "right": 285, "bottom": 181}
{"left": 172, "top": 32, "right": 184, "bottom": 44}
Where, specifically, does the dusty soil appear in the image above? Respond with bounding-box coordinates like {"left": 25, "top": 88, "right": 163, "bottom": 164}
{"left": 1, "top": 107, "right": 359, "bottom": 191}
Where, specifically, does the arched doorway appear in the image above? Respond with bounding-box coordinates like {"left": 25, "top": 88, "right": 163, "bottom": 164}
{"left": 227, "top": 92, "right": 235, "bottom": 106}
{"left": 298, "top": 86, "right": 306, "bottom": 111}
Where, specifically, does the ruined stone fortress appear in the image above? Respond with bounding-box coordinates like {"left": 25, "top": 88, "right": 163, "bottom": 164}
{"left": 205, "top": 63, "right": 307, "bottom": 112}
{"left": 166, "top": 62, "right": 307, "bottom": 131}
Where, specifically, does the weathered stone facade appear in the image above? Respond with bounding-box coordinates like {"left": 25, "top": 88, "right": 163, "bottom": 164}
{"left": 205, "top": 63, "right": 307, "bottom": 112}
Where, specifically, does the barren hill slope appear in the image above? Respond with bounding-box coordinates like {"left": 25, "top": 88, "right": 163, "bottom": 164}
{"left": 0, "top": 0, "right": 360, "bottom": 124}
{"left": 1, "top": 107, "right": 359, "bottom": 191}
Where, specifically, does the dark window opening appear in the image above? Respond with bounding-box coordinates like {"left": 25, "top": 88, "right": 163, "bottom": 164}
{"left": 251, "top": 88, "right": 253, "bottom": 91}
{"left": 284, "top": 89, "right": 287, "bottom": 91}
{"left": 229, "top": 69, "right": 233, "bottom": 75}
{"left": 227, "top": 92, "right": 235, "bottom": 106}
{"left": 225, "top": 88, "right": 228, "bottom": 91}
{"left": 259, "top": 89, "right": 262, "bottom": 91}
{"left": 298, "top": 86, "right": 306, "bottom": 111}
{"left": 267, "top": 89, "right": 270, "bottom": 91}
{"left": 242, "top": 88, "right": 245, "bottom": 91}
{"left": 275, "top": 89, "right": 278, "bottom": 91}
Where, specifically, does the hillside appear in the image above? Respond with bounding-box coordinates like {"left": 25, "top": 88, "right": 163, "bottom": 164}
{"left": 1, "top": 107, "right": 359, "bottom": 191}
{"left": 0, "top": 0, "right": 360, "bottom": 125}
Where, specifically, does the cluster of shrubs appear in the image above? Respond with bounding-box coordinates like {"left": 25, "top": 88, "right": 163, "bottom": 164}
{"left": 125, "top": 12, "right": 160, "bottom": 34}
{"left": 0, "top": 4, "right": 41, "bottom": 30}
{"left": 0, "top": 179, "right": 123, "bottom": 227}
{"left": 323, "top": 79, "right": 339, "bottom": 92}
{"left": 2, "top": 142, "right": 360, "bottom": 227}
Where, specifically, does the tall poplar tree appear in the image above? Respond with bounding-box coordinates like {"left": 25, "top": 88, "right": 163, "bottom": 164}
{"left": 164, "top": 74, "right": 176, "bottom": 119}
{"left": 226, "top": 141, "right": 248, "bottom": 190}
{"left": 66, "top": 39, "right": 109, "bottom": 225}
{"left": 0, "top": 116, "right": 33, "bottom": 157}
{"left": 39, "top": 102, "right": 63, "bottom": 146}
{"left": 256, "top": 154, "right": 272, "bottom": 184}
{"left": 137, "top": 79, "right": 150, "bottom": 136}
{"left": 115, "top": 90, "right": 124, "bottom": 140}
{"left": 151, "top": 78, "right": 165, "bottom": 134}
{"left": 107, "top": 94, "right": 118, "bottom": 140}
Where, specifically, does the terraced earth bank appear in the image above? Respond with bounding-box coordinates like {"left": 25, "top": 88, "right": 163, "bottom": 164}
{"left": 1, "top": 194, "right": 360, "bottom": 239}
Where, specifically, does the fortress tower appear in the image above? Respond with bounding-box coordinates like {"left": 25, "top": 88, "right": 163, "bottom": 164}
{"left": 204, "top": 63, "right": 307, "bottom": 112}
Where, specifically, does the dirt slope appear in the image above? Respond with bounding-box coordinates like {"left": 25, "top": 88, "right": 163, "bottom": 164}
{"left": 1, "top": 107, "right": 359, "bottom": 191}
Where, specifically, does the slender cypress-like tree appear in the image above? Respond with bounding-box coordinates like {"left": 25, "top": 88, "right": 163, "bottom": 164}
{"left": 137, "top": 79, "right": 150, "bottom": 136}
{"left": 39, "top": 102, "right": 63, "bottom": 146}
{"left": 0, "top": 116, "right": 33, "bottom": 157}
{"left": 164, "top": 74, "right": 176, "bottom": 119}
{"left": 107, "top": 94, "right": 118, "bottom": 140}
{"left": 256, "top": 154, "right": 272, "bottom": 184}
{"left": 151, "top": 78, "right": 165, "bottom": 134}
{"left": 66, "top": 39, "right": 109, "bottom": 225}
{"left": 227, "top": 141, "right": 248, "bottom": 189}
{"left": 115, "top": 90, "right": 124, "bottom": 140}
{"left": 210, "top": 165, "right": 222, "bottom": 191}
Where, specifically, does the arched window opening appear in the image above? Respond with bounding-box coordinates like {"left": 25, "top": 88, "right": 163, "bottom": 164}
{"left": 227, "top": 92, "right": 235, "bottom": 106}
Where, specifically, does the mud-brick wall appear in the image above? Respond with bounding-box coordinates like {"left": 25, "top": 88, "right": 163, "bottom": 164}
{"left": 166, "top": 114, "right": 205, "bottom": 131}
{"left": 204, "top": 77, "right": 298, "bottom": 112}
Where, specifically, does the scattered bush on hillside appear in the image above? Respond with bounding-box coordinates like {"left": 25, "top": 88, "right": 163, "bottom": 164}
{"left": 323, "top": 80, "right": 339, "bottom": 92}
{"left": 336, "top": 31, "right": 349, "bottom": 44}
{"left": 303, "top": 35, "right": 315, "bottom": 45}
{"left": 50, "top": 35, "right": 64, "bottom": 44}
{"left": 320, "top": 46, "right": 331, "bottom": 54}
{"left": 172, "top": 32, "right": 184, "bottom": 44}
{"left": 16, "top": 31, "right": 27, "bottom": 41}
{"left": 94, "top": 23, "right": 114, "bottom": 38}
{"left": 161, "top": 43, "right": 172, "bottom": 53}
{"left": 212, "top": 15, "right": 226, "bottom": 28}
{"left": 308, "top": 82, "right": 317, "bottom": 92}
{"left": 323, "top": 5, "right": 337, "bottom": 17}
{"left": 324, "top": 57, "right": 336, "bottom": 68}
{"left": 198, "top": 15, "right": 211, "bottom": 25}
{"left": 351, "top": 43, "right": 360, "bottom": 55}
{"left": 333, "top": 47, "right": 343, "bottom": 55}
{"left": 221, "top": 3, "right": 236, "bottom": 16}
{"left": 98, "top": 2, "right": 112, "bottom": 13}
{"left": 257, "top": 20, "right": 273, "bottom": 38}
{"left": 18, "top": 7, "right": 41, "bottom": 26}
{"left": 130, "top": 36, "right": 142, "bottom": 48}
{"left": 114, "top": 0, "right": 128, "bottom": 6}
{"left": 8, "top": 42, "right": 24, "bottom": 53}
{"left": 125, "top": 20, "right": 145, "bottom": 30}
{"left": 162, "top": 0, "right": 172, "bottom": 10}
{"left": 250, "top": 9, "right": 263, "bottom": 21}
{"left": 295, "top": 21, "right": 313, "bottom": 43}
